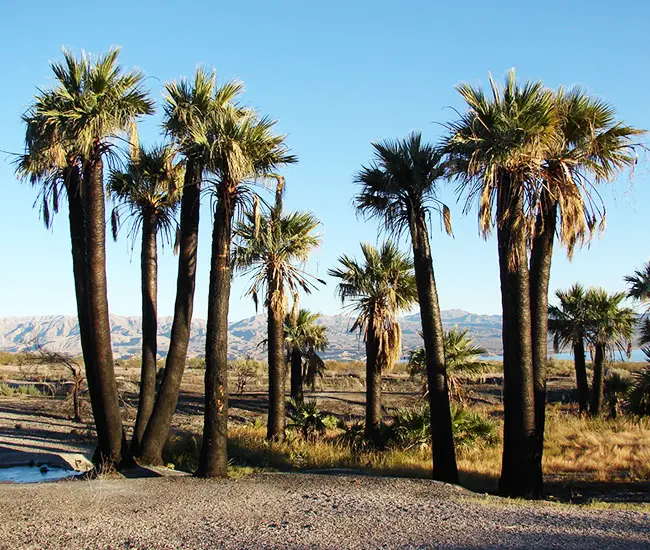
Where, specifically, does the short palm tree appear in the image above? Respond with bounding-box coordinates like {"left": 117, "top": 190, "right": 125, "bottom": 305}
{"left": 443, "top": 70, "right": 557, "bottom": 498}
{"left": 19, "top": 48, "right": 153, "bottom": 468}
{"left": 197, "top": 106, "right": 296, "bottom": 477}
{"left": 284, "top": 309, "right": 328, "bottom": 403}
{"left": 409, "top": 328, "right": 488, "bottom": 403}
{"left": 108, "top": 143, "right": 183, "bottom": 454}
{"left": 625, "top": 262, "right": 650, "bottom": 346}
{"left": 548, "top": 284, "right": 591, "bottom": 414}
{"left": 584, "top": 288, "right": 635, "bottom": 416}
{"left": 354, "top": 132, "right": 458, "bottom": 482}
{"left": 329, "top": 242, "right": 417, "bottom": 441}
{"left": 139, "top": 72, "right": 244, "bottom": 466}
{"left": 233, "top": 205, "right": 322, "bottom": 442}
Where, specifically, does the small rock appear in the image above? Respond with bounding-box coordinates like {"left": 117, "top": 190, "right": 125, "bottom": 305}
{"left": 14, "top": 423, "right": 23, "bottom": 430}
{"left": 40, "top": 465, "right": 49, "bottom": 474}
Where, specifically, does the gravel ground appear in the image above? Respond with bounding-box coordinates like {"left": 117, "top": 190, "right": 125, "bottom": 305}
{"left": 1, "top": 473, "right": 649, "bottom": 549}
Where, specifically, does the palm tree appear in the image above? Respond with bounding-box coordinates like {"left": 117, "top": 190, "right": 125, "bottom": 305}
{"left": 409, "top": 328, "right": 488, "bottom": 403}
{"left": 20, "top": 48, "right": 154, "bottom": 468}
{"left": 530, "top": 88, "right": 643, "bottom": 461}
{"left": 354, "top": 132, "right": 458, "bottom": 482}
{"left": 233, "top": 204, "right": 322, "bottom": 441}
{"left": 443, "top": 70, "right": 557, "bottom": 497}
{"left": 138, "top": 72, "right": 243, "bottom": 466}
{"left": 108, "top": 143, "right": 183, "bottom": 454}
{"left": 548, "top": 284, "right": 591, "bottom": 414}
{"left": 284, "top": 309, "right": 328, "bottom": 403}
{"left": 197, "top": 107, "right": 296, "bottom": 477}
{"left": 584, "top": 288, "right": 635, "bottom": 416}
{"left": 329, "top": 242, "right": 417, "bottom": 442}
{"left": 625, "top": 262, "right": 650, "bottom": 346}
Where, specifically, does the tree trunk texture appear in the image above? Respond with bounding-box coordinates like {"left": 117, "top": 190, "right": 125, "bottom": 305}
{"left": 529, "top": 194, "right": 556, "bottom": 484}
{"left": 65, "top": 165, "right": 98, "bottom": 428}
{"left": 266, "top": 277, "right": 287, "bottom": 442}
{"left": 364, "top": 323, "right": 382, "bottom": 442}
{"left": 289, "top": 349, "right": 304, "bottom": 404}
{"left": 83, "top": 152, "right": 126, "bottom": 468}
{"left": 139, "top": 162, "right": 201, "bottom": 465}
{"left": 497, "top": 183, "right": 542, "bottom": 498}
{"left": 591, "top": 343, "right": 606, "bottom": 417}
{"left": 197, "top": 191, "right": 232, "bottom": 477}
{"left": 409, "top": 215, "right": 458, "bottom": 483}
{"left": 573, "top": 340, "right": 590, "bottom": 415}
{"left": 131, "top": 210, "right": 158, "bottom": 455}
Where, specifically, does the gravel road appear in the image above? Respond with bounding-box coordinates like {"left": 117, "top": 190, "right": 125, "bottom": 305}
{"left": 1, "top": 473, "right": 649, "bottom": 549}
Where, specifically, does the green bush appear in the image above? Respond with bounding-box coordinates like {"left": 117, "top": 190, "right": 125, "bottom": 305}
{"left": 286, "top": 399, "right": 328, "bottom": 441}
{"left": 389, "top": 403, "right": 498, "bottom": 450}
{"left": 604, "top": 371, "right": 633, "bottom": 418}
{"left": 628, "top": 368, "right": 650, "bottom": 416}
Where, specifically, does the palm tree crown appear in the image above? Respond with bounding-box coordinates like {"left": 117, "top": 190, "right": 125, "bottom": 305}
{"left": 108, "top": 144, "right": 184, "bottom": 245}
{"left": 354, "top": 132, "right": 451, "bottom": 236}
{"left": 233, "top": 209, "right": 323, "bottom": 309}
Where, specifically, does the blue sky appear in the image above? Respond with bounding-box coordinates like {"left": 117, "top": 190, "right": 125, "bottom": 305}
{"left": 1, "top": 0, "right": 649, "bottom": 323}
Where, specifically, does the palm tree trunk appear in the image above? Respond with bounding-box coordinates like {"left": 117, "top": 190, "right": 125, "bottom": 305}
{"left": 496, "top": 183, "right": 541, "bottom": 498}
{"left": 131, "top": 210, "right": 158, "bottom": 455}
{"left": 197, "top": 188, "right": 232, "bottom": 477}
{"left": 139, "top": 162, "right": 201, "bottom": 465}
{"left": 573, "top": 340, "right": 590, "bottom": 414}
{"left": 290, "top": 349, "right": 304, "bottom": 403}
{"left": 529, "top": 194, "right": 556, "bottom": 483}
{"left": 267, "top": 277, "right": 287, "bottom": 442}
{"left": 409, "top": 215, "right": 458, "bottom": 483}
{"left": 83, "top": 151, "right": 126, "bottom": 468}
{"left": 65, "top": 164, "right": 96, "bottom": 427}
{"left": 364, "top": 323, "right": 382, "bottom": 442}
{"left": 590, "top": 343, "right": 605, "bottom": 416}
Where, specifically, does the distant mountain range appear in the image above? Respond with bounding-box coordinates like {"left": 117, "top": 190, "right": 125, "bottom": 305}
{"left": 0, "top": 310, "right": 504, "bottom": 361}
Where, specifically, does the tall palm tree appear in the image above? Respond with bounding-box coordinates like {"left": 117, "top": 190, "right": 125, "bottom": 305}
{"left": 548, "top": 284, "right": 591, "bottom": 414}
{"left": 108, "top": 144, "right": 183, "bottom": 454}
{"left": 530, "top": 88, "right": 643, "bottom": 461}
{"left": 20, "top": 48, "right": 154, "bottom": 467}
{"left": 354, "top": 132, "right": 458, "bottom": 482}
{"left": 284, "top": 309, "right": 328, "bottom": 403}
{"left": 329, "top": 242, "right": 417, "bottom": 441}
{"left": 197, "top": 107, "right": 296, "bottom": 477}
{"left": 443, "top": 70, "right": 557, "bottom": 497}
{"left": 233, "top": 204, "right": 322, "bottom": 441}
{"left": 585, "top": 289, "right": 635, "bottom": 416}
{"left": 625, "top": 262, "right": 650, "bottom": 345}
{"left": 138, "top": 72, "right": 243, "bottom": 466}
{"left": 408, "top": 328, "right": 488, "bottom": 403}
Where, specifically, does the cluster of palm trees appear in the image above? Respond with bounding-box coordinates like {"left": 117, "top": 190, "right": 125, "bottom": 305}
{"left": 549, "top": 285, "right": 635, "bottom": 416}
{"left": 18, "top": 49, "right": 643, "bottom": 499}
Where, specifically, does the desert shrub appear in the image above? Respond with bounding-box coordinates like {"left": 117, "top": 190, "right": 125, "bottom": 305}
{"left": 230, "top": 356, "right": 262, "bottom": 394}
{"left": 286, "top": 399, "right": 329, "bottom": 441}
{"left": 389, "top": 403, "right": 498, "bottom": 451}
{"left": 628, "top": 368, "right": 650, "bottom": 416}
{"left": 162, "top": 432, "right": 201, "bottom": 473}
{"left": 0, "top": 382, "right": 42, "bottom": 396}
{"left": 604, "top": 371, "right": 633, "bottom": 418}
{"left": 187, "top": 357, "right": 205, "bottom": 369}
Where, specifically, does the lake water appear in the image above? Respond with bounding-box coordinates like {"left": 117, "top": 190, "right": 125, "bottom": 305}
{"left": 0, "top": 464, "right": 77, "bottom": 483}
{"left": 482, "top": 349, "right": 648, "bottom": 363}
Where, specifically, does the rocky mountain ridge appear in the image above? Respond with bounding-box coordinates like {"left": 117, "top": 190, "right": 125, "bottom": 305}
{"left": 0, "top": 310, "right": 504, "bottom": 361}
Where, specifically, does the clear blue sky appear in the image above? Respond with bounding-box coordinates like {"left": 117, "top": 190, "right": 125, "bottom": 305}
{"left": 1, "top": 0, "right": 649, "bottom": 323}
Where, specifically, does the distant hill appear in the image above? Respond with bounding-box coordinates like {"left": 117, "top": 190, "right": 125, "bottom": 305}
{"left": 0, "top": 310, "right": 504, "bottom": 361}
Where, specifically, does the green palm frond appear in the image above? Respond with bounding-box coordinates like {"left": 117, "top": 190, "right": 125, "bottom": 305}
{"left": 354, "top": 132, "right": 451, "bottom": 238}
{"left": 233, "top": 207, "right": 323, "bottom": 311}
{"left": 329, "top": 241, "right": 418, "bottom": 373}
{"left": 108, "top": 143, "right": 184, "bottom": 247}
